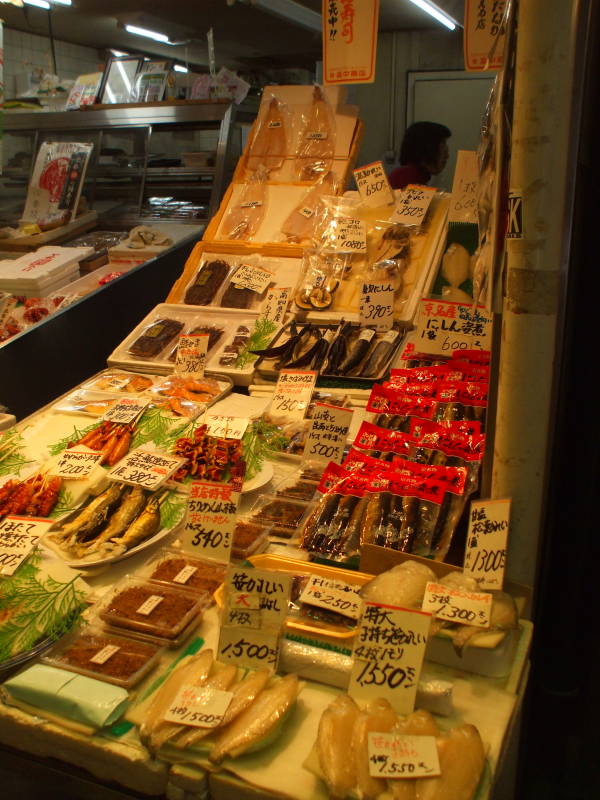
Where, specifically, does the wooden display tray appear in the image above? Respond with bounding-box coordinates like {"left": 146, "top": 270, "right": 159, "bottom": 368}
{"left": 0, "top": 211, "right": 98, "bottom": 252}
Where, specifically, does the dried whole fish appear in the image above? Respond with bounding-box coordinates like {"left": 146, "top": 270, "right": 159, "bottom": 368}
{"left": 281, "top": 171, "right": 338, "bottom": 243}
{"left": 294, "top": 86, "right": 336, "bottom": 181}
{"left": 221, "top": 170, "right": 268, "bottom": 241}
{"left": 359, "top": 329, "right": 402, "bottom": 378}
{"left": 323, "top": 320, "right": 351, "bottom": 375}
{"left": 247, "top": 96, "right": 287, "bottom": 174}
{"left": 337, "top": 329, "right": 376, "bottom": 375}
{"left": 76, "top": 485, "right": 146, "bottom": 556}
{"left": 53, "top": 483, "right": 124, "bottom": 548}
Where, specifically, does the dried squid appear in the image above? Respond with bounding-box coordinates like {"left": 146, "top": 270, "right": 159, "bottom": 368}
{"left": 295, "top": 86, "right": 336, "bottom": 181}
{"left": 247, "top": 96, "right": 287, "bottom": 174}
{"left": 221, "top": 168, "right": 268, "bottom": 240}
{"left": 281, "top": 171, "right": 338, "bottom": 243}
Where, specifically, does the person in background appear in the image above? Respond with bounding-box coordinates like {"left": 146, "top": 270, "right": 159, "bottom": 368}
{"left": 388, "top": 121, "right": 451, "bottom": 190}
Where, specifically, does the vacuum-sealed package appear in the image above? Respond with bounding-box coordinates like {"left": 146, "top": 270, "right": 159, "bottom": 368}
{"left": 221, "top": 167, "right": 269, "bottom": 241}
{"left": 246, "top": 93, "right": 290, "bottom": 175}
{"left": 294, "top": 85, "right": 336, "bottom": 181}
{"left": 281, "top": 171, "right": 339, "bottom": 244}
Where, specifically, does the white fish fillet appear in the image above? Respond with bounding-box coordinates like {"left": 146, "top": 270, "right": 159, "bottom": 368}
{"left": 221, "top": 170, "right": 268, "bottom": 240}
{"left": 387, "top": 711, "right": 441, "bottom": 800}
{"left": 352, "top": 698, "right": 398, "bottom": 800}
{"left": 415, "top": 724, "right": 485, "bottom": 800}
{"left": 295, "top": 86, "right": 336, "bottom": 181}
{"left": 247, "top": 96, "right": 287, "bottom": 174}
{"left": 361, "top": 561, "right": 437, "bottom": 609}
{"left": 317, "top": 693, "right": 360, "bottom": 799}
{"left": 281, "top": 171, "right": 338, "bottom": 243}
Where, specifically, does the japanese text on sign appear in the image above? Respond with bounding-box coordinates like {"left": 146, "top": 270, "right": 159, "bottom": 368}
{"left": 329, "top": 217, "right": 367, "bottom": 253}
{"left": 205, "top": 414, "right": 249, "bottom": 441}
{"left": 323, "top": 0, "right": 379, "bottom": 85}
{"left": 107, "top": 448, "right": 185, "bottom": 490}
{"left": 392, "top": 185, "right": 436, "bottom": 226}
{"left": 261, "top": 287, "right": 290, "bottom": 324}
{"left": 360, "top": 279, "right": 395, "bottom": 332}
{"left": 368, "top": 733, "right": 441, "bottom": 779}
{"left": 51, "top": 449, "right": 102, "bottom": 480}
{"left": 0, "top": 515, "right": 52, "bottom": 576}
{"left": 415, "top": 299, "right": 493, "bottom": 356}
{"left": 224, "top": 567, "right": 292, "bottom": 629}
{"left": 464, "top": 0, "right": 506, "bottom": 72}
{"left": 175, "top": 334, "right": 209, "bottom": 377}
{"left": 349, "top": 602, "right": 431, "bottom": 713}
{"left": 448, "top": 150, "right": 479, "bottom": 223}
{"left": 102, "top": 397, "right": 149, "bottom": 425}
{"left": 464, "top": 498, "right": 510, "bottom": 590}
{"left": 218, "top": 626, "right": 280, "bottom": 670}
{"left": 180, "top": 480, "right": 240, "bottom": 564}
{"left": 90, "top": 645, "right": 120, "bottom": 665}
{"left": 422, "top": 580, "right": 492, "bottom": 628}
{"left": 353, "top": 161, "right": 395, "bottom": 207}
{"left": 300, "top": 575, "right": 363, "bottom": 620}
{"left": 164, "top": 685, "right": 233, "bottom": 728}
{"left": 303, "top": 403, "right": 353, "bottom": 465}
{"left": 270, "top": 370, "right": 317, "bottom": 421}
{"left": 231, "top": 263, "right": 274, "bottom": 294}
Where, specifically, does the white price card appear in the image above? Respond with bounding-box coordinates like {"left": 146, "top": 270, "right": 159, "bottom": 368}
{"left": 330, "top": 217, "right": 367, "bottom": 253}
{"left": 205, "top": 414, "right": 249, "bottom": 440}
{"left": 107, "top": 447, "right": 185, "bottom": 490}
{"left": 223, "top": 566, "right": 292, "bottom": 629}
{"left": 90, "top": 645, "right": 120, "bottom": 665}
{"left": 180, "top": 480, "right": 240, "bottom": 564}
{"left": 349, "top": 602, "right": 431, "bottom": 714}
{"left": 414, "top": 299, "right": 493, "bottom": 356}
{"left": 448, "top": 150, "right": 479, "bottom": 224}
{"left": 353, "top": 161, "right": 395, "bottom": 208}
{"left": 270, "top": 369, "right": 317, "bottom": 421}
{"left": 391, "top": 185, "right": 436, "bottom": 226}
{"left": 261, "top": 287, "right": 290, "bottom": 324}
{"left": 299, "top": 575, "right": 363, "bottom": 620}
{"left": 359, "top": 278, "right": 396, "bottom": 332}
{"left": 101, "top": 397, "right": 149, "bottom": 425}
{"left": 303, "top": 403, "right": 353, "bottom": 465}
{"left": 164, "top": 685, "right": 233, "bottom": 728}
{"left": 231, "top": 263, "right": 274, "bottom": 294}
{"left": 422, "top": 581, "right": 492, "bottom": 628}
{"left": 0, "top": 515, "right": 52, "bottom": 576}
{"left": 463, "top": 498, "right": 510, "bottom": 590}
{"left": 174, "top": 333, "right": 209, "bottom": 377}
{"left": 136, "top": 595, "right": 164, "bottom": 616}
{"left": 218, "top": 626, "right": 281, "bottom": 670}
{"left": 51, "top": 449, "right": 103, "bottom": 480}
{"left": 368, "top": 733, "right": 441, "bottom": 779}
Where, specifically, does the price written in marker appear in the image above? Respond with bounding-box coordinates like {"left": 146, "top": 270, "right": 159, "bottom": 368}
{"left": 299, "top": 575, "right": 363, "bottom": 620}
{"left": 164, "top": 685, "right": 233, "bottom": 728}
{"left": 261, "top": 287, "right": 290, "bottom": 324}
{"left": 353, "top": 161, "right": 395, "bottom": 208}
{"left": 51, "top": 449, "right": 103, "bottom": 480}
{"left": 175, "top": 333, "right": 209, "bottom": 377}
{"left": 328, "top": 217, "right": 367, "bottom": 254}
{"left": 391, "top": 184, "right": 436, "bottom": 226}
{"left": 102, "top": 397, "right": 149, "bottom": 425}
{"left": 0, "top": 515, "right": 52, "bottom": 576}
{"left": 448, "top": 150, "right": 479, "bottom": 224}
{"left": 230, "top": 263, "right": 274, "bottom": 294}
{"left": 205, "top": 414, "right": 249, "bottom": 441}
{"left": 349, "top": 602, "right": 431, "bottom": 714}
{"left": 368, "top": 733, "right": 441, "bottom": 779}
{"left": 359, "top": 279, "right": 396, "bottom": 332}
{"left": 422, "top": 581, "right": 492, "bottom": 628}
{"left": 303, "top": 403, "right": 353, "bottom": 465}
{"left": 218, "top": 627, "right": 281, "bottom": 669}
{"left": 270, "top": 370, "right": 317, "bottom": 421}
{"left": 415, "top": 299, "right": 493, "bottom": 356}
{"left": 107, "top": 448, "right": 185, "bottom": 491}
{"left": 180, "top": 480, "right": 240, "bottom": 564}
{"left": 464, "top": 498, "right": 510, "bottom": 590}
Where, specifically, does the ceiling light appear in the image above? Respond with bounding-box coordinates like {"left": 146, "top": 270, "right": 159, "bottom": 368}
{"left": 406, "top": 0, "right": 458, "bottom": 31}
{"left": 110, "top": 49, "right": 129, "bottom": 58}
{"left": 125, "top": 24, "right": 172, "bottom": 44}
{"left": 52, "top": 0, "right": 72, "bottom": 6}
{"left": 173, "top": 64, "right": 188, "bottom": 73}
{"left": 23, "top": 0, "right": 51, "bottom": 9}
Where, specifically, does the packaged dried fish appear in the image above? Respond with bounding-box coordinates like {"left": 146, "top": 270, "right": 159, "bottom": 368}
{"left": 366, "top": 384, "right": 437, "bottom": 431}
{"left": 246, "top": 94, "right": 288, "bottom": 174}
{"left": 294, "top": 85, "right": 336, "bottom": 181}
{"left": 353, "top": 420, "right": 413, "bottom": 462}
{"left": 281, "top": 171, "right": 339, "bottom": 244}
{"left": 128, "top": 318, "right": 184, "bottom": 358}
{"left": 184, "top": 259, "right": 231, "bottom": 305}
{"left": 218, "top": 324, "right": 251, "bottom": 367}
{"left": 221, "top": 169, "right": 268, "bottom": 240}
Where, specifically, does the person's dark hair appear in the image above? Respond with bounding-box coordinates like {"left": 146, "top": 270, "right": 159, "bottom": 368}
{"left": 399, "top": 121, "right": 451, "bottom": 166}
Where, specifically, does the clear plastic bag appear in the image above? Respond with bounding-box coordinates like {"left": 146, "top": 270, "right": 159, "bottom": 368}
{"left": 220, "top": 167, "right": 269, "bottom": 241}
{"left": 294, "top": 85, "right": 336, "bottom": 181}
{"left": 246, "top": 92, "right": 290, "bottom": 175}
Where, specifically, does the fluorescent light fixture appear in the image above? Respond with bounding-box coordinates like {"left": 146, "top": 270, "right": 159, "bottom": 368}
{"left": 173, "top": 64, "right": 188, "bottom": 73}
{"left": 110, "top": 49, "right": 129, "bottom": 58}
{"left": 125, "top": 24, "right": 172, "bottom": 44}
{"left": 52, "top": 0, "right": 73, "bottom": 6}
{"left": 407, "top": 0, "right": 458, "bottom": 30}
{"left": 23, "top": 0, "right": 51, "bottom": 9}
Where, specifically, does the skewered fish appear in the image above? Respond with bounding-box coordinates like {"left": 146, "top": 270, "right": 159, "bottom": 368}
{"left": 295, "top": 86, "right": 335, "bottom": 181}
{"left": 247, "top": 96, "right": 287, "bottom": 174}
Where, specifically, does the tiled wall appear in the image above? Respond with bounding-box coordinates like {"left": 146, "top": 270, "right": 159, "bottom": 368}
{"left": 3, "top": 27, "right": 102, "bottom": 97}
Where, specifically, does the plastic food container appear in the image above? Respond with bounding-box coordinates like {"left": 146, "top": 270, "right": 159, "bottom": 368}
{"left": 274, "top": 473, "right": 319, "bottom": 502}
{"left": 52, "top": 390, "right": 124, "bottom": 417}
{"left": 143, "top": 550, "right": 226, "bottom": 598}
{"left": 232, "top": 517, "right": 270, "bottom": 560}
{"left": 248, "top": 495, "right": 311, "bottom": 538}
{"left": 42, "top": 626, "right": 163, "bottom": 688}
{"left": 82, "top": 370, "right": 158, "bottom": 394}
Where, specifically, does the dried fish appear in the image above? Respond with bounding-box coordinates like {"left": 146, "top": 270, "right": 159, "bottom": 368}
{"left": 295, "top": 86, "right": 336, "bottom": 181}
{"left": 221, "top": 169, "right": 268, "bottom": 241}
{"left": 281, "top": 171, "right": 338, "bottom": 243}
{"left": 247, "top": 96, "right": 287, "bottom": 174}
{"left": 317, "top": 694, "right": 360, "bottom": 798}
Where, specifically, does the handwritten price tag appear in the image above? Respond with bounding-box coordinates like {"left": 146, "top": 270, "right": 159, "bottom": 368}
{"left": 175, "top": 334, "right": 209, "bottom": 377}
{"left": 300, "top": 575, "right": 363, "bottom": 620}
{"left": 102, "top": 397, "right": 149, "bottom": 425}
{"left": 231, "top": 263, "right": 274, "bottom": 294}
{"left": 463, "top": 498, "right": 510, "bottom": 590}
{"left": 349, "top": 602, "right": 431, "bottom": 714}
{"left": 0, "top": 515, "right": 52, "bottom": 576}
{"left": 205, "top": 414, "right": 249, "bottom": 440}
{"left": 330, "top": 217, "right": 367, "bottom": 253}
{"left": 391, "top": 185, "right": 436, "bottom": 226}
{"left": 360, "top": 279, "right": 396, "bottom": 332}
{"left": 303, "top": 403, "right": 353, "bottom": 465}
{"left": 224, "top": 567, "right": 292, "bottom": 629}
{"left": 422, "top": 581, "right": 492, "bottom": 628}
{"left": 218, "top": 626, "right": 281, "bottom": 670}
{"left": 164, "top": 685, "right": 233, "bottom": 728}
{"left": 261, "top": 287, "right": 290, "bottom": 324}
{"left": 180, "top": 480, "right": 240, "bottom": 564}
{"left": 270, "top": 369, "right": 317, "bottom": 421}
{"left": 368, "top": 733, "right": 441, "bottom": 779}
{"left": 51, "top": 449, "right": 103, "bottom": 480}
{"left": 107, "top": 447, "right": 185, "bottom": 490}
{"left": 415, "top": 299, "right": 493, "bottom": 356}
{"left": 449, "top": 150, "right": 479, "bottom": 223}
{"left": 354, "top": 161, "right": 395, "bottom": 208}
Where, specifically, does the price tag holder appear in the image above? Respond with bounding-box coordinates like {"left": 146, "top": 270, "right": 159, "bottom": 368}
{"left": 463, "top": 498, "right": 510, "bottom": 590}
{"left": 422, "top": 581, "right": 492, "bottom": 628}
{"left": 354, "top": 161, "right": 395, "bottom": 208}
{"left": 391, "top": 185, "right": 436, "bottom": 226}
{"left": 261, "top": 287, "right": 290, "bottom": 324}
{"left": 101, "top": 397, "right": 149, "bottom": 425}
{"left": 349, "top": 602, "right": 431, "bottom": 714}
{"left": 107, "top": 447, "right": 185, "bottom": 491}
{"left": 164, "top": 685, "right": 233, "bottom": 728}
{"left": 218, "top": 626, "right": 281, "bottom": 670}
{"left": 299, "top": 575, "right": 363, "bottom": 620}
{"left": 205, "top": 414, "right": 249, "bottom": 441}
{"left": 330, "top": 217, "right": 367, "bottom": 254}
{"left": 174, "top": 334, "right": 209, "bottom": 377}
{"left": 368, "top": 733, "right": 441, "bottom": 779}
{"left": 270, "top": 370, "right": 317, "bottom": 421}
{"left": 0, "top": 515, "right": 52, "bottom": 576}
{"left": 231, "top": 263, "right": 274, "bottom": 294}
{"left": 51, "top": 448, "right": 103, "bottom": 480}
{"left": 180, "top": 480, "right": 240, "bottom": 564}
{"left": 359, "top": 279, "right": 396, "bottom": 331}
{"left": 303, "top": 403, "right": 353, "bottom": 465}
{"left": 414, "top": 299, "right": 493, "bottom": 356}
{"left": 448, "top": 150, "right": 479, "bottom": 224}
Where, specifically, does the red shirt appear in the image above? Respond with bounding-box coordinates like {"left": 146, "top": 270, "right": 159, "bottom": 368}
{"left": 388, "top": 163, "right": 431, "bottom": 190}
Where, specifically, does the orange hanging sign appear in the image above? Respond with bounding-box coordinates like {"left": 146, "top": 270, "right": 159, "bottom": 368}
{"left": 464, "top": 0, "right": 506, "bottom": 72}
{"left": 322, "top": 0, "right": 379, "bottom": 85}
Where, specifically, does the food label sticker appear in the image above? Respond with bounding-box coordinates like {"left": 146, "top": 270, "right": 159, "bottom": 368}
{"left": 240, "top": 201, "right": 263, "bottom": 208}
{"left": 299, "top": 206, "right": 314, "bottom": 218}
{"left": 358, "top": 328, "right": 376, "bottom": 342}
{"left": 464, "top": 0, "right": 506, "bottom": 72}
{"left": 368, "top": 733, "right": 441, "bottom": 779}
{"left": 205, "top": 414, "right": 249, "bottom": 440}
{"left": 0, "top": 515, "right": 51, "bottom": 576}
{"left": 353, "top": 161, "right": 395, "bottom": 208}
{"left": 300, "top": 575, "right": 363, "bottom": 620}
{"left": 51, "top": 449, "right": 103, "bottom": 480}
{"left": 414, "top": 299, "right": 493, "bottom": 356}
{"left": 270, "top": 369, "right": 318, "bottom": 421}
{"left": 101, "top": 397, "right": 149, "bottom": 425}
{"left": 463, "top": 498, "right": 510, "bottom": 590}
{"left": 136, "top": 594, "right": 164, "bottom": 616}
{"left": 391, "top": 185, "right": 436, "bottom": 226}
{"left": 223, "top": 566, "right": 292, "bottom": 629}
{"left": 231, "top": 263, "right": 274, "bottom": 294}
{"left": 174, "top": 333, "right": 209, "bottom": 378}
{"left": 107, "top": 447, "right": 186, "bottom": 491}
{"left": 303, "top": 403, "right": 353, "bottom": 466}
{"left": 306, "top": 131, "right": 327, "bottom": 140}
{"left": 267, "top": 120, "right": 282, "bottom": 129}
{"left": 164, "top": 684, "right": 234, "bottom": 728}
{"left": 422, "top": 581, "right": 492, "bottom": 628}
{"left": 349, "top": 602, "right": 431, "bottom": 714}
{"left": 360, "top": 280, "right": 396, "bottom": 332}
{"left": 448, "top": 150, "right": 479, "bottom": 224}
{"left": 261, "top": 286, "right": 290, "bottom": 324}
{"left": 174, "top": 565, "right": 198, "bottom": 585}
{"left": 331, "top": 217, "right": 368, "bottom": 253}
{"left": 382, "top": 329, "right": 399, "bottom": 344}
{"left": 180, "top": 480, "right": 240, "bottom": 565}
{"left": 90, "top": 644, "right": 120, "bottom": 665}
{"left": 218, "top": 626, "right": 281, "bottom": 670}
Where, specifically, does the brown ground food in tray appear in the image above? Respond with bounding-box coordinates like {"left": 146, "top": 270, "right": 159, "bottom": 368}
{"left": 150, "top": 557, "right": 224, "bottom": 594}
{"left": 101, "top": 584, "right": 198, "bottom": 637}
{"left": 55, "top": 634, "right": 159, "bottom": 682}
{"left": 276, "top": 481, "right": 318, "bottom": 501}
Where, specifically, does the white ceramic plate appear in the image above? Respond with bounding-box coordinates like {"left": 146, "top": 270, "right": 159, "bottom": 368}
{"left": 242, "top": 461, "right": 274, "bottom": 494}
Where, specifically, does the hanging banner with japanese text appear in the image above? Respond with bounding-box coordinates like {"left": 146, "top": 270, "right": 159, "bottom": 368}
{"left": 464, "top": 0, "right": 506, "bottom": 72}
{"left": 323, "top": 0, "right": 379, "bottom": 85}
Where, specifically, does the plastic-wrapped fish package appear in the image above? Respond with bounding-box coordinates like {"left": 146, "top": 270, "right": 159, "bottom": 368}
{"left": 220, "top": 167, "right": 269, "bottom": 241}
{"left": 366, "top": 383, "right": 438, "bottom": 432}
{"left": 294, "top": 85, "right": 336, "bottom": 181}
{"left": 280, "top": 171, "right": 339, "bottom": 244}
{"left": 245, "top": 93, "right": 290, "bottom": 176}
